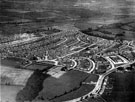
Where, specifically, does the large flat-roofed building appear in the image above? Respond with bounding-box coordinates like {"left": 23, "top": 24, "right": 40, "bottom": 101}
{"left": 105, "top": 55, "right": 129, "bottom": 66}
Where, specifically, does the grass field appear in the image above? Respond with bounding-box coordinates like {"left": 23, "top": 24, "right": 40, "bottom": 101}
{"left": 0, "top": 85, "right": 23, "bottom": 102}
{"left": 52, "top": 84, "right": 95, "bottom": 102}
{"left": 26, "top": 62, "right": 54, "bottom": 71}
{"left": 1, "top": 57, "right": 27, "bottom": 68}
{"left": 38, "top": 70, "right": 90, "bottom": 100}
{"left": 0, "top": 64, "right": 33, "bottom": 86}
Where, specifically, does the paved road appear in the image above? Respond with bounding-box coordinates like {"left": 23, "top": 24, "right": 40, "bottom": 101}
{"left": 66, "top": 56, "right": 135, "bottom": 102}
{"left": 58, "top": 39, "right": 105, "bottom": 59}
{"left": 86, "top": 59, "right": 135, "bottom": 98}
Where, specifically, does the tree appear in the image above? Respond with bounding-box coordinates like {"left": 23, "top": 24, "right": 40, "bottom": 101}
{"left": 115, "top": 32, "right": 125, "bottom": 44}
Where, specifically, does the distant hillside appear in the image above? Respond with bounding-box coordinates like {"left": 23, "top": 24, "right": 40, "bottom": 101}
{"left": 81, "top": 21, "right": 135, "bottom": 41}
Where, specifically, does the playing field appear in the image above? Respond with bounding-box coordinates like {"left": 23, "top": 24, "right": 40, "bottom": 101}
{"left": 0, "top": 65, "right": 33, "bottom": 86}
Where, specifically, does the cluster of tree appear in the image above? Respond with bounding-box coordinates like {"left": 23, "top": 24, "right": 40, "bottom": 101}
{"left": 16, "top": 69, "right": 50, "bottom": 102}
{"left": 81, "top": 29, "right": 115, "bottom": 40}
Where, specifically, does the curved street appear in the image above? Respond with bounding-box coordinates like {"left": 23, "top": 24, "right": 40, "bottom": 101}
{"left": 66, "top": 55, "right": 135, "bottom": 102}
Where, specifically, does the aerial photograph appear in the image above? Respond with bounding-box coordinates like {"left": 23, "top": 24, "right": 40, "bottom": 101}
{"left": 0, "top": 0, "right": 135, "bottom": 102}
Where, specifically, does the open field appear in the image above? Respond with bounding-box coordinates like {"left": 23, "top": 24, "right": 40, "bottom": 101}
{"left": 38, "top": 70, "right": 90, "bottom": 100}
{"left": 52, "top": 84, "right": 95, "bottom": 102}
{"left": 26, "top": 62, "right": 54, "bottom": 71}
{"left": 1, "top": 57, "right": 28, "bottom": 67}
{"left": 0, "top": 65, "right": 33, "bottom": 86}
{"left": 102, "top": 72, "right": 135, "bottom": 102}
{"left": 0, "top": 85, "right": 23, "bottom": 102}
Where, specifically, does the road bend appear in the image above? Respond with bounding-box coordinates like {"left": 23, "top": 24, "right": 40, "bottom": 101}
{"left": 90, "top": 60, "right": 135, "bottom": 97}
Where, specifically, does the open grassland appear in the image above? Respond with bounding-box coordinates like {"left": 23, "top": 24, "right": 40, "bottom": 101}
{"left": 0, "top": 85, "right": 23, "bottom": 102}
{"left": 0, "top": 65, "right": 33, "bottom": 86}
